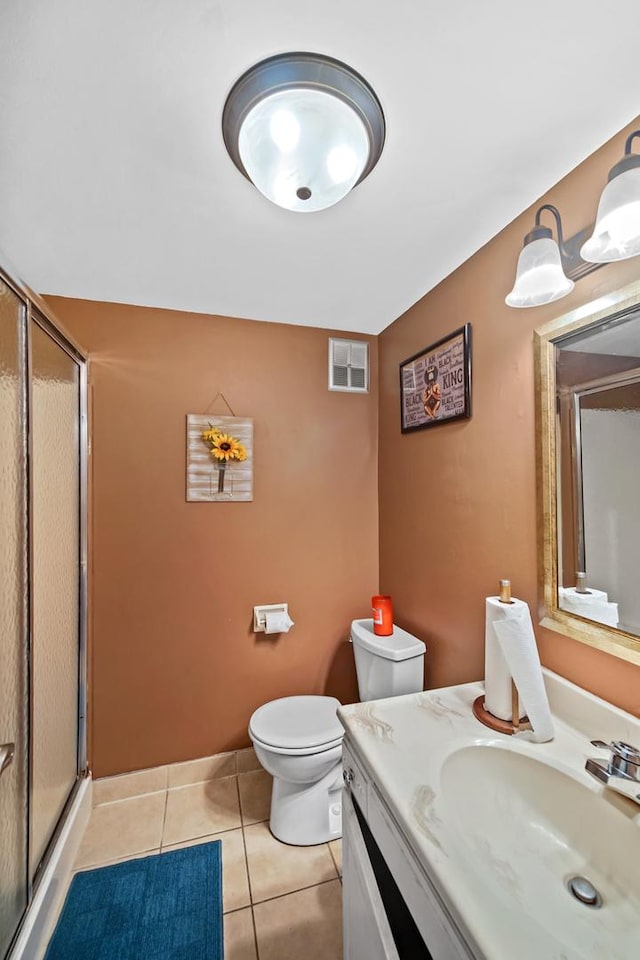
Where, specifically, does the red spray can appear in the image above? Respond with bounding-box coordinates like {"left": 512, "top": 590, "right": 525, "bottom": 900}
{"left": 371, "top": 595, "right": 393, "bottom": 636}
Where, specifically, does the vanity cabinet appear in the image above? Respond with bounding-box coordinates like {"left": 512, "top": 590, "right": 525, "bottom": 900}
{"left": 343, "top": 778, "right": 399, "bottom": 960}
{"left": 341, "top": 675, "right": 640, "bottom": 960}
{"left": 342, "top": 741, "right": 475, "bottom": 960}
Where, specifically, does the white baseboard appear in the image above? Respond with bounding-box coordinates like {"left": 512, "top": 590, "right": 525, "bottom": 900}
{"left": 10, "top": 776, "right": 92, "bottom": 960}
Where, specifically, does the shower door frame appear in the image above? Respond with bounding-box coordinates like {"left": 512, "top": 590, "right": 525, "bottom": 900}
{"left": 27, "top": 304, "right": 89, "bottom": 886}
{"left": 0, "top": 260, "right": 89, "bottom": 952}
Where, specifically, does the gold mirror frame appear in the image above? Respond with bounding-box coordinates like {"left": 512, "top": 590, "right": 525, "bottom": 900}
{"left": 534, "top": 279, "right": 640, "bottom": 667}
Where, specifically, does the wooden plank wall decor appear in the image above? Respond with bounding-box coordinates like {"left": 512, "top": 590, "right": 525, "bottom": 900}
{"left": 186, "top": 414, "right": 254, "bottom": 502}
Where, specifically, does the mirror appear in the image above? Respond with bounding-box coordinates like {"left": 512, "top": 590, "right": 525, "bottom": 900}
{"left": 535, "top": 281, "right": 640, "bottom": 666}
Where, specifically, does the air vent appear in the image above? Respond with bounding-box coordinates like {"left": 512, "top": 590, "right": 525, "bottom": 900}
{"left": 329, "top": 338, "right": 369, "bottom": 393}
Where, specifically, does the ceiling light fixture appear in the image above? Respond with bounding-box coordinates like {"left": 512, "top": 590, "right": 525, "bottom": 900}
{"left": 222, "top": 52, "right": 385, "bottom": 213}
{"left": 506, "top": 129, "right": 640, "bottom": 309}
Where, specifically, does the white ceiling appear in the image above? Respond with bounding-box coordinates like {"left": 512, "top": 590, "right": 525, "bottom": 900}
{"left": 1, "top": 1, "right": 639, "bottom": 334}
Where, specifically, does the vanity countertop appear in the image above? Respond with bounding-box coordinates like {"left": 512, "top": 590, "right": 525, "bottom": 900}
{"left": 338, "top": 670, "right": 640, "bottom": 960}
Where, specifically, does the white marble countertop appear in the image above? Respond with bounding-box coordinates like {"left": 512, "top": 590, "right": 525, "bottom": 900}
{"left": 338, "top": 670, "right": 640, "bottom": 960}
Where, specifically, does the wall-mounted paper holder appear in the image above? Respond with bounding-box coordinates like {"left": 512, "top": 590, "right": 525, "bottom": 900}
{"left": 253, "top": 603, "right": 290, "bottom": 633}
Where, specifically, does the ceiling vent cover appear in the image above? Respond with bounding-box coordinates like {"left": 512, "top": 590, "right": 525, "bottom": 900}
{"left": 329, "top": 338, "right": 369, "bottom": 393}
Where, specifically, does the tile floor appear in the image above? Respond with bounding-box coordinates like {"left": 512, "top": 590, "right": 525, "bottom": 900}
{"left": 72, "top": 749, "right": 343, "bottom": 959}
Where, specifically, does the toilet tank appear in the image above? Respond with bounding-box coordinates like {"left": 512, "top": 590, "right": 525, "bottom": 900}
{"left": 350, "top": 619, "right": 426, "bottom": 702}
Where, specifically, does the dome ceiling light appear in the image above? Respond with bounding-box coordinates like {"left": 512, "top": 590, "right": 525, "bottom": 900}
{"left": 222, "top": 52, "right": 385, "bottom": 213}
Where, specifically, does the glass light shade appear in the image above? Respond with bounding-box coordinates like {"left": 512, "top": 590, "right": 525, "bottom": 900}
{"left": 505, "top": 237, "right": 574, "bottom": 308}
{"left": 238, "top": 88, "right": 370, "bottom": 213}
{"left": 580, "top": 166, "right": 640, "bottom": 263}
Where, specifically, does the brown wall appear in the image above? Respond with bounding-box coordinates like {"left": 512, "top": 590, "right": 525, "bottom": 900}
{"left": 378, "top": 116, "right": 640, "bottom": 717}
{"left": 46, "top": 298, "right": 379, "bottom": 777}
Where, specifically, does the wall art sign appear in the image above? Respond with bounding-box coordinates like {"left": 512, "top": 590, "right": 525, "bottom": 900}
{"left": 186, "top": 414, "right": 253, "bottom": 501}
{"left": 399, "top": 323, "right": 472, "bottom": 433}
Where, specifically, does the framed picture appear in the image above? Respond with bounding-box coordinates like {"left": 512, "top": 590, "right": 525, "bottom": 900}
{"left": 186, "top": 414, "right": 254, "bottom": 501}
{"left": 399, "top": 323, "right": 472, "bottom": 433}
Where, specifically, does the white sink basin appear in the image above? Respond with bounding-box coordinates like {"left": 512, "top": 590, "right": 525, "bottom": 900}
{"left": 440, "top": 743, "right": 640, "bottom": 957}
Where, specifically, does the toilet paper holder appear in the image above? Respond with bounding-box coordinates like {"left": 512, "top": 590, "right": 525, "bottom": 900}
{"left": 253, "top": 603, "right": 290, "bottom": 633}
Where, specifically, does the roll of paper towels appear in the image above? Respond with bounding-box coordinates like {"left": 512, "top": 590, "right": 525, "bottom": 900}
{"left": 558, "top": 587, "right": 619, "bottom": 628}
{"left": 492, "top": 606, "right": 554, "bottom": 743}
{"left": 264, "top": 611, "right": 294, "bottom": 634}
{"left": 484, "top": 595, "right": 554, "bottom": 743}
{"left": 484, "top": 596, "right": 528, "bottom": 722}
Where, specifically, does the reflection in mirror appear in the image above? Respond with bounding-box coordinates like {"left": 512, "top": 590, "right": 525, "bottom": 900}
{"left": 536, "top": 286, "right": 640, "bottom": 665}
{"left": 555, "top": 308, "right": 640, "bottom": 635}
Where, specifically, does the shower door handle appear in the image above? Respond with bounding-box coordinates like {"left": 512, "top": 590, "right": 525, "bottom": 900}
{"left": 0, "top": 743, "right": 15, "bottom": 776}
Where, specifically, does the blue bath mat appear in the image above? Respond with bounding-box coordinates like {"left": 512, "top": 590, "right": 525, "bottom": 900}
{"left": 45, "top": 841, "right": 223, "bottom": 960}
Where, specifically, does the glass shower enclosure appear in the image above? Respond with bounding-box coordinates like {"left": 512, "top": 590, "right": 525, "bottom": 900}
{"left": 0, "top": 266, "right": 87, "bottom": 959}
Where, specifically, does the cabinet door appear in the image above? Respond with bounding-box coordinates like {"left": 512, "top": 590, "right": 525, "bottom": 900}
{"left": 343, "top": 790, "right": 400, "bottom": 960}
{"left": 343, "top": 742, "right": 369, "bottom": 817}
{"left": 367, "top": 787, "right": 474, "bottom": 960}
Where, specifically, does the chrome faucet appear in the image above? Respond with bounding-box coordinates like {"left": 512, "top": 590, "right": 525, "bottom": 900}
{"left": 585, "top": 740, "right": 640, "bottom": 805}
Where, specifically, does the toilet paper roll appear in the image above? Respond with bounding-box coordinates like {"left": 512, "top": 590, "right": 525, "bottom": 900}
{"left": 264, "top": 611, "right": 294, "bottom": 634}
{"left": 558, "top": 587, "right": 619, "bottom": 628}
{"left": 492, "top": 604, "right": 554, "bottom": 743}
{"left": 484, "top": 597, "right": 528, "bottom": 722}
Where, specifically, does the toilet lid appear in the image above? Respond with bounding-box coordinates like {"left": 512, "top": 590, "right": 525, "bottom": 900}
{"left": 249, "top": 695, "right": 343, "bottom": 751}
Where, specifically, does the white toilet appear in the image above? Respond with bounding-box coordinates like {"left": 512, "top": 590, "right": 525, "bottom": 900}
{"left": 248, "top": 618, "right": 426, "bottom": 845}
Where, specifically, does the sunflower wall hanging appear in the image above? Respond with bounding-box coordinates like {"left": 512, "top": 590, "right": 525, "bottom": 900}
{"left": 186, "top": 414, "right": 254, "bottom": 501}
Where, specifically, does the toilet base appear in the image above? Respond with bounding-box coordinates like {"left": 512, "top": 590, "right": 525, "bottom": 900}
{"left": 269, "top": 762, "right": 343, "bottom": 846}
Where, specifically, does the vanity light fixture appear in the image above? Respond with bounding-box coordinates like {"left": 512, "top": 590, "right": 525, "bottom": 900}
{"left": 505, "top": 204, "right": 574, "bottom": 309}
{"left": 506, "top": 129, "right": 640, "bottom": 309}
{"left": 581, "top": 130, "right": 640, "bottom": 263}
{"left": 222, "top": 52, "right": 385, "bottom": 213}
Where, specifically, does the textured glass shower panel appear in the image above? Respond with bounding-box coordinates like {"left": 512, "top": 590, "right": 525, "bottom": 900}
{"left": 0, "top": 280, "right": 29, "bottom": 957}
{"left": 30, "top": 323, "right": 80, "bottom": 875}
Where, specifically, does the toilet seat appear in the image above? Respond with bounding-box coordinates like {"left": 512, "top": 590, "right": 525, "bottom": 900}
{"left": 249, "top": 695, "right": 343, "bottom": 754}
{"left": 250, "top": 732, "right": 343, "bottom": 757}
